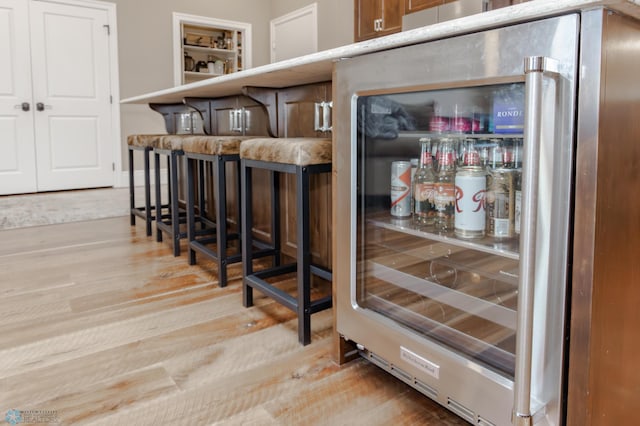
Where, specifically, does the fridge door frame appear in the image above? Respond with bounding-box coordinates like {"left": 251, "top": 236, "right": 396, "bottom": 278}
{"left": 334, "top": 13, "right": 580, "bottom": 426}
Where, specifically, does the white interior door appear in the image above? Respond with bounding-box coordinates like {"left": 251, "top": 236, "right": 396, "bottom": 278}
{"left": 29, "top": 0, "right": 113, "bottom": 192}
{"left": 270, "top": 3, "right": 317, "bottom": 63}
{"left": 0, "top": 0, "right": 37, "bottom": 195}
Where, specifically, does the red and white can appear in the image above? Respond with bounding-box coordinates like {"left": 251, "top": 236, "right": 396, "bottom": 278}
{"left": 454, "top": 166, "right": 487, "bottom": 239}
{"left": 390, "top": 161, "right": 412, "bottom": 217}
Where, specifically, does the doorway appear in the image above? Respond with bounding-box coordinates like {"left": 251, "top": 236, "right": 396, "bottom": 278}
{"left": 0, "top": 0, "right": 120, "bottom": 196}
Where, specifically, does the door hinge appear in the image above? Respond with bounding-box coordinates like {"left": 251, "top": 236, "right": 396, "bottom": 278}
{"left": 103, "top": 24, "right": 110, "bottom": 35}
{"left": 110, "top": 95, "right": 113, "bottom": 104}
{"left": 112, "top": 163, "right": 115, "bottom": 171}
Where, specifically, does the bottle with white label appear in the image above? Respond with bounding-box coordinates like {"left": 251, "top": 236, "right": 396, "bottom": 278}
{"left": 454, "top": 139, "right": 486, "bottom": 239}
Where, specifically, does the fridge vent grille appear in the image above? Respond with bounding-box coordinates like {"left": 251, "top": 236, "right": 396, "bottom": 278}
{"left": 363, "top": 350, "right": 438, "bottom": 400}
{"left": 368, "top": 351, "right": 389, "bottom": 369}
{"left": 389, "top": 364, "right": 412, "bottom": 383}
{"left": 477, "top": 416, "right": 496, "bottom": 426}
{"left": 413, "top": 378, "right": 438, "bottom": 400}
{"left": 447, "top": 397, "right": 475, "bottom": 423}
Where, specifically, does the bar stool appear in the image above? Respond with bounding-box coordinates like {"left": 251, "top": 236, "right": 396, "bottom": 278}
{"left": 154, "top": 135, "right": 187, "bottom": 256}
{"left": 181, "top": 135, "right": 248, "bottom": 287}
{"left": 240, "top": 137, "right": 333, "bottom": 345}
{"left": 127, "top": 134, "right": 165, "bottom": 236}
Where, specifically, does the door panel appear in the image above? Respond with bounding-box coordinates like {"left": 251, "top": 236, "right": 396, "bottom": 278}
{"left": 30, "top": 1, "right": 113, "bottom": 191}
{"left": 0, "top": 0, "right": 37, "bottom": 195}
{"left": 49, "top": 117, "right": 99, "bottom": 168}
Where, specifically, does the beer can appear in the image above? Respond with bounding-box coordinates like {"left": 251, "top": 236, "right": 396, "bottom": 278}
{"left": 454, "top": 166, "right": 486, "bottom": 239}
{"left": 485, "top": 168, "right": 515, "bottom": 239}
{"left": 390, "top": 161, "right": 412, "bottom": 217}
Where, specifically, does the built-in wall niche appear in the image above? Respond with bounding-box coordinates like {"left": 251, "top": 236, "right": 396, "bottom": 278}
{"left": 172, "top": 12, "right": 252, "bottom": 86}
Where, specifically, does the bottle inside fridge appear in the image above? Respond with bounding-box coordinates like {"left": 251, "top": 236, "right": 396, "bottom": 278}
{"left": 356, "top": 82, "right": 525, "bottom": 377}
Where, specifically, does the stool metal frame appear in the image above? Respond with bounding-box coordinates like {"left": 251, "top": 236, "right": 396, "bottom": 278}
{"left": 128, "top": 144, "right": 170, "bottom": 236}
{"left": 154, "top": 147, "right": 186, "bottom": 257}
{"left": 241, "top": 158, "right": 332, "bottom": 345}
{"left": 185, "top": 152, "right": 242, "bottom": 287}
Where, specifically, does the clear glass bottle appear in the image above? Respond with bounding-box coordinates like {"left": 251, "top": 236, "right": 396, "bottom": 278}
{"left": 413, "top": 138, "right": 435, "bottom": 227}
{"left": 434, "top": 137, "right": 457, "bottom": 232}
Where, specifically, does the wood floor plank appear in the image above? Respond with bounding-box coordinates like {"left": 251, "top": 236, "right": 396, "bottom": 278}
{"left": 0, "top": 292, "right": 248, "bottom": 378}
{"left": 162, "top": 309, "right": 333, "bottom": 391}
{"left": 88, "top": 339, "right": 337, "bottom": 426}
{"left": 41, "top": 366, "right": 179, "bottom": 425}
{"left": 0, "top": 216, "right": 467, "bottom": 425}
{"left": 0, "top": 300, "right": 295, "bottom": 408}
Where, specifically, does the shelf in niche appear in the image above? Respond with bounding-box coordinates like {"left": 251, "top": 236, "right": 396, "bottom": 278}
{"left": 184, "top": 71, "right": 223, "bottom": 80}
{"left": 183, "top": 45, "right": 236, "bottom": 56}
{"left": 366, "top": 211, "right": 520, "bottom": 260}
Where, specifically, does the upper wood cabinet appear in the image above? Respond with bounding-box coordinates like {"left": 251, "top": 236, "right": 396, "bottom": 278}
{"left": 355, "top": 0, "right": 405, "bottom": 42}
{"left": 404, "top": 0, "right": 443, "bottom": 14}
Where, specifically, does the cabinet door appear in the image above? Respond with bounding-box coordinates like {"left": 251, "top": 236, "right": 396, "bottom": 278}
{"left": 355, "top": 0, "right": 404, "bottom": 42}
{"left": 208, "top": 96, "right": 274, "bottom": 245}
{"left": 277, "top": 83, "right": 332, "bottom": 139}
{"left": 405, "top": 0, "right": 442, "bottom": 14}
{"left": 277, "top": 83, "right": 333, "bottom": 269}
{"left": 355, "top": 0, "right": 383, "bottom": 41}
{"left": 210, "top": 96, "right": 241, "bottom": 135}
{"left": 238, "top": 97, "right": 270, "bottom": 136}
{"left": 0, "top": 0, "right": 37, "bottom": 195}
{"left": 381, "top": 0, "right": 404, "bottom": 35}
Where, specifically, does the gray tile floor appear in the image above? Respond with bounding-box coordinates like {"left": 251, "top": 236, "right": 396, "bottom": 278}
{"left": 0, "top": 186, "right": 157, "bottom": 230}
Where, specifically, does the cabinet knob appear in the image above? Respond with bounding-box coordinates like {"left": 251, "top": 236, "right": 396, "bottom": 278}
{"left": 36, "top": 102, "right": 52, "bottom": 111}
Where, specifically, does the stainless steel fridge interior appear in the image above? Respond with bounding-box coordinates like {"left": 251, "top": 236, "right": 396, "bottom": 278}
{"left": 335, "top": 13, "right": 580, "bottom": 426}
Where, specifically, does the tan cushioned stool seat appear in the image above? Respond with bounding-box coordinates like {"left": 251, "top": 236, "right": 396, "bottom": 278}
{"left": 156, "top": 134, "right": 188, "bottom": 151}
{"left": 180, "top": 135, "right": 251, "bottom": 156}
{"left": 127, "top": 134, "right": 165, "bottom": 148}
{"left": 239, "top": 138, "right": 332, "bottom": 166}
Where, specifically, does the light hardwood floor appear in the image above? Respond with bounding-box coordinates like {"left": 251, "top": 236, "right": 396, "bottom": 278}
{"left": 0, "top": 217, "right": 467, "bottom": 425}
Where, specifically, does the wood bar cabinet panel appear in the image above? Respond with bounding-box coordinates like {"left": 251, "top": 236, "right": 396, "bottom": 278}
{"left": 276, "top": 82, "right": 333, "bottom": 269}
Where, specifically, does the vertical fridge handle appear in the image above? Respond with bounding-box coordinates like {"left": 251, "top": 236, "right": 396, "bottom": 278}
{"left": 513, "top": 56, "right": 559, "bottom": 426}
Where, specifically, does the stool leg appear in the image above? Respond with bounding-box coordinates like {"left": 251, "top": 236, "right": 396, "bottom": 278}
{"left": 297, "top": 166, "right": 312, "bottom": 346}
{"left": 155, "top": 151, "right": 163, "bottom": 243}
{"left": 170, "top": 152, "right": 181, "bottom": 257}
{"left": 186, "top": 156, "right": 197, "bottom": 265}
{"left": 241, "top": 161, "right": 254, "bottom": 307}
{"left": 128, "top": 147, "right": 136, "bottom": 227}
{"left": 143, "top": 147, "right": 152, "bottom": 236}
{"left": 215, "top": 156, "right": 229, "bottom": 287}
{"left": 198, "top": 160, "right": 207, "bottom": 231}
{"left": 271, "top": 170, "right": 281, "bottom": 268}
{"left": 235, "top": 159, "right": 242, "bottom": 246}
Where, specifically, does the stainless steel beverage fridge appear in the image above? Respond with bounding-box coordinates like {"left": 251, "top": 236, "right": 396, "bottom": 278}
{"left": 334, "top": 7, "right": 640, "bottom": 426}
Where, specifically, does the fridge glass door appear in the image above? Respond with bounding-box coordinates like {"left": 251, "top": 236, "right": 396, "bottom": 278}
{"left": 356, "top": 82, "right": 526, "bottom": 378}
